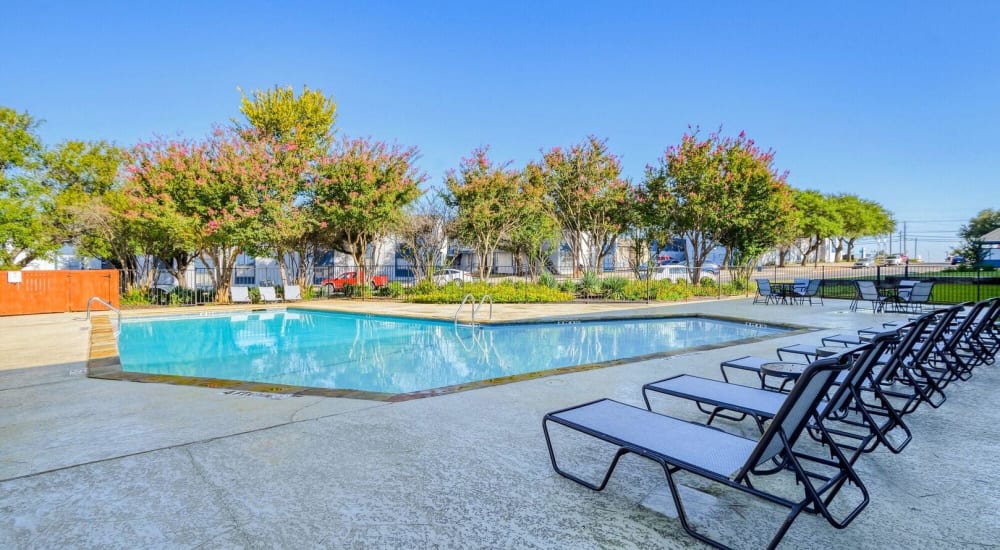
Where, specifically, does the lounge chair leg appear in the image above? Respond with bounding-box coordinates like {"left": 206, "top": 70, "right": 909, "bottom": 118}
{"left": 543, "top": 419, "right": 630, "bottom": 491}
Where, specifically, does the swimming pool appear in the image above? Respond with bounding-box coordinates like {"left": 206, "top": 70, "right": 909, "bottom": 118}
{"left": 117, "top": 310, "right": 787, "bottom": 396}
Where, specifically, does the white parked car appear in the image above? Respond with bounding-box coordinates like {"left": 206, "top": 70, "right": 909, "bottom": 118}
{"left": 432, "top": 269, "right": 474, "bottom": 285}
{"left": 853, "top": 257, "right": 876, "bottom": 268}
{"left": 645, "top": 265, "right": 716, "bottom": 283}
{"left": 700, "top": 262, "right": 721, "bottom": 274}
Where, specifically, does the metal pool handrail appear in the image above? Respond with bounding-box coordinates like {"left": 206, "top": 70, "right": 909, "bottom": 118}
{"left": 474, "top": 294, "right": 493, "bottom": 323}
{"left": 86, "top": 296, "right": 122, "bottom": 334}
{"left": 454, "top": 293, "right": 493, "bottom": 328}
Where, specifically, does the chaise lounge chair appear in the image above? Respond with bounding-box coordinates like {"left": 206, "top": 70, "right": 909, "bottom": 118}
{"left": 230, "top": 286, "right": 251, "bottom": 304}
{"left": 283, "top": 284, "right": 302, "bottom": 301}
{"left": 642, "top": 332, "right": 911, "bottom": 462}
{"left": 258, "top": 286, "right": 281, "bottom": 303}
{"left": 543, "top": 354, "right": 869, "bottom": 550}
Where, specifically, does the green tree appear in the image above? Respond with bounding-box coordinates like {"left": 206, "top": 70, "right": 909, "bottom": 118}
{"left": 792, "top": 190, "right": 842, "bottom": 266}
{"left": 311, "top": 137, "right": 424, "bottom": 287}
{"left": 444, "top": 148, "right": 525, "bottom": 279}
{"left": 714, "top": 137, "right": 797, "bottom": 285}
{"left": 957, "top": 208, "right": 1000, "bottom": 265}
{"left": 235, "top": 85, "right": 338, "bottom": 285}
{"left": 42, "top": 140, "right": 127, "bottom": 265}
{"left": 236, "top": 85, "right": 337, "bottom": 154}
{"left": 535, "top": 136, "right": 631, "bottom": 275}
{"left": 645, "top": 130, "right": 795, "bottom": 284}
{"left": 0, "top": 107, "right": 58, "bottom": 268}
{"left": 126, "top": 129, "right": 306, "bottom": 302}
{"left": 830, "top": 195, "right": 895, "bottom": 262}
{"left": 503, "top": 165, "right": 559, "bottom": 280}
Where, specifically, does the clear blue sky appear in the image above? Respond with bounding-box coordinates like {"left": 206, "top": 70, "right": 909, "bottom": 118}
{"left": 4, "top": 1, "right": 997, "bottom": 261}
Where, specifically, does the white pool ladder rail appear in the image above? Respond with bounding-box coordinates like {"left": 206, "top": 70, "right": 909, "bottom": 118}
{"left": 454, "top": 293, "right": 493, "bottom": 328}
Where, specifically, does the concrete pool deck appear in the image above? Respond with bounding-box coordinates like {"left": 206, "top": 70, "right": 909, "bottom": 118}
{"left": 2, "top": 298, "right": 998, "bottom": 548}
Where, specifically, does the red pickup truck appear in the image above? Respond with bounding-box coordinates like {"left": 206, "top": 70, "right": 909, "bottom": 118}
{"left": 319, "top": 271, "right": 389, "bottom": 292}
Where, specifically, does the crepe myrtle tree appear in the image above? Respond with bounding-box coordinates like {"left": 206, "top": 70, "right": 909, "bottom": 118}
{"left": 535, "top": 136, "right": 632, "bottom": 275}
{"left": 444, "top": 147, "right": 526, "bottom": 280}
{"left": 235, "top": 85, "right": 339, "bottom": 286}
{"left": 125, "top": 128, "right": 306, "bottom": 302}
{"left": 644, "top": 128, "right": 795, "bottom": 285}
{"left": 310, "top": 137, "right": 425, "bottom": 287}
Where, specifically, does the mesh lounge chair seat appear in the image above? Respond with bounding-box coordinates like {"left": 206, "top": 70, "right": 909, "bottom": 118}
{"left": 258, "top": 286, "right": 281, "bottom": 303}
{"left": 283, "top": 284, "right": 302, "bottom": 301}
{"left": 544, "top": 355, "right": 868, "bottom": 550}
{"left": 230, "top": 286, "right": 251, "bottom": 304}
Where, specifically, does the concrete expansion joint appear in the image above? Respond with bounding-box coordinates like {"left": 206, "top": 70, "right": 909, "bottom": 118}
{"left": 183, "top": 447, "right": 253, "bottom": 546}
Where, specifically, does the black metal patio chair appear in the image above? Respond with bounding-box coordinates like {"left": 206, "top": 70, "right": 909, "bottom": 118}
{"left": 754, "top": 278, "right": 779, "bottom": 304}
{"left": 543, "top": 354, "right": 868, "bottom": 550}
{"left": 853, "top": 280, "right": 886, "bottom": 313}
{"left": 792, "top": 278, "right": 823, "bottom": 306}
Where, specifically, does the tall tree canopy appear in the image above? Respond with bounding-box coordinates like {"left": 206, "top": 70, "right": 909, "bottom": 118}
{"left": 792, "top": 190, "right": 842, "bottom": 266}
{"left": 830, "top": 194, "right": 895, "bottom": 262}
{"left": 534, "top": 136, "right": 631, "bottom": 274}
{"left": 236, "top": 84, "right": 337, "bottom": 155}
{"left": 311, "top": 137, "right": 424, "bottom": 286}
{"left": 125, "top": 128, "right": 306, "bottom": 301}
{"left": 445, "top": 148, "right": 527, "bottom": 279}
{"left": 644, "top": 129, "right": 794, "bottom": 284}
{"left": 957, "top": 208, "right": 1000, "bottom": 264}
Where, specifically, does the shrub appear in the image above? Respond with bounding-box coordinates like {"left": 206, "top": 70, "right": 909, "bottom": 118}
{"left": 600, "top": 276, "right": 629, "bottom": 300}
{"left": 407, "top": 281, "right": 573, "bottom": 303}
{"left": 120, "top": 288, "right": 151, "bottom": 306}
{"left": 381, "top": 281, "right": 406, "bottom": 298}
{"left": 558, "top": 279, "right": 577, "bottom": 294}
{"left": 579, "top": 271, "right": 602, "bottom": 297}
{"left": 538, "top": 272, "right": 558, "bottom": 288}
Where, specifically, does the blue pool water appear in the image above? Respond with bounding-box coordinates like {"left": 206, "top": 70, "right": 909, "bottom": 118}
{"left": 118, "top": 310, "right": 786, "bottom": 394}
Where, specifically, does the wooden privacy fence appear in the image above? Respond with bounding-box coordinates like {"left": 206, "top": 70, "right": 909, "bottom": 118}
{"left": 0, "top": 270, "right": 120, "bottom": 316}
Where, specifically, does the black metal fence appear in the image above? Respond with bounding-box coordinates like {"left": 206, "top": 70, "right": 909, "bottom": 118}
{"left": 115, "top": 262, "right": 1000, "bottom": 307}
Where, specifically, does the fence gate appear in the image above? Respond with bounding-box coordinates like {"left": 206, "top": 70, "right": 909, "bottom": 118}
{"left": 0, "top": 270, "right": 120, "bottom": 316}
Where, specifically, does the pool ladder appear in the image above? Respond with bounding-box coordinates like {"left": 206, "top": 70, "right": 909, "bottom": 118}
{"left": 86, "top": 296, "right": 122, "bottom": 336}
{"left": 454, "top": 293, "right": 492, "bottom": 328}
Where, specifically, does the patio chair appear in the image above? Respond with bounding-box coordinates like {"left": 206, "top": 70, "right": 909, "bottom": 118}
{"left": 853, "top": 280, "right": 886, "bottom": 313}
{"left": 543, "top": 354, "right": 868, "bottom": 550}
{"left": 258, "top": 286, "right": 281, "bottom": 303}
{"left": 643, "top": 332, "right": 911, "bottom": 461}
{"left": 283, "top": 284, "right": 302, "bottom": 301}
{"left": 792, "top": 278, "right": 809, "bottom": 295}
{"left": 230, "top": 286, "right": 251, "bottom": 304}
{"left": 793, "top": 279, "right": 823, "bottom": 306}
{"left": 754, "top": 278, "right": 778, "bottom": 304}
{"left": 896, "top": 280, "right": 919, "bottom": 301}
{"left": 898, "top": 281, "right": 933, "bottom": 313}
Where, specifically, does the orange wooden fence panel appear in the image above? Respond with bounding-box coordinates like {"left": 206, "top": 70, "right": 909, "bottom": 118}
{"left": 0, "top": 270, "right": 120, "bottom": 316}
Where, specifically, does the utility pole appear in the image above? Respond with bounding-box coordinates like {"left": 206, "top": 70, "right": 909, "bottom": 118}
{"left": 902, "top": 222, "right": 907, "bottom": 256}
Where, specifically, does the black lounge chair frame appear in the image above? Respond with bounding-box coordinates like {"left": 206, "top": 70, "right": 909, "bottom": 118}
{"left": 543, "top": 355, "right": 868, "bottom": 550}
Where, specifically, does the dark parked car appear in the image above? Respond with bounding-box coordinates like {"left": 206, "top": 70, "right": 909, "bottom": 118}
{"left": 950, "top": 256, "right": 965, "bottom": 265}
